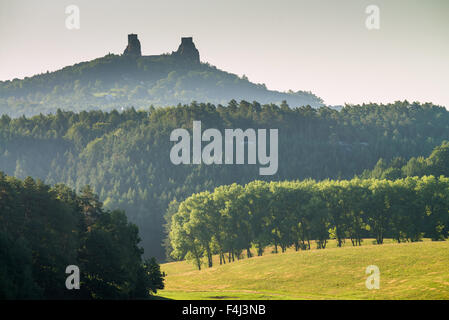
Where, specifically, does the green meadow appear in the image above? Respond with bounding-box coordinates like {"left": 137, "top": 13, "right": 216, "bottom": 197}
{"left": 157, "top": 240, "right": 449, "bottom": 300}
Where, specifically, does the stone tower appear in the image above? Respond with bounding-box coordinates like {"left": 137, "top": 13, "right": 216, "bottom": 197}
{"left": 123, "top": 34, "right": 142, "bottom": 57}
{"left": 174, "top": 37, "right": 200, "bottom": 62}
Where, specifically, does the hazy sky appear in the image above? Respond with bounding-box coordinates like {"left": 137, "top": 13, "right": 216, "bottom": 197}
{"left": 0, "top": 0, "right": 448, "bottom": 107}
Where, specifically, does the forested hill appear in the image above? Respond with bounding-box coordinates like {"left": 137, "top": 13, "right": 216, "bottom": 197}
{"left": 0, "top": 53, "right": 323, "bottom": 117}
{"left": 0, "top": 100, "right": 448, "bottom": 259}
{"left": 360, "top": 141, "right": 449, "bottom": 180}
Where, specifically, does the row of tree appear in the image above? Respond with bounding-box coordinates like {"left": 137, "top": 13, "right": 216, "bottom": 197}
{"left": 0, "top": 172, "right": 165, "bottom": 299}
{"left": 168, "top": 176, "right": 449, "bottom": 270}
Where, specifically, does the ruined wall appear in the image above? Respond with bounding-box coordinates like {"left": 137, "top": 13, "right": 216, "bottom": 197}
{"left": 123, "top": 34, "right": 142, "bottom": 57}
{"left": 173, "top": 37, "right": 200, "bottom": 62}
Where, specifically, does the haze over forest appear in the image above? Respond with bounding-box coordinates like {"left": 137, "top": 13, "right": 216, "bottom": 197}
{"left": 1, "top": 0, "right": 448, "bottom": 301}
{"left": 1, "top": 100, "right": 449, "bottom": 259}
{"left": 0, "top": 29, "right": 448, "bottom": 260}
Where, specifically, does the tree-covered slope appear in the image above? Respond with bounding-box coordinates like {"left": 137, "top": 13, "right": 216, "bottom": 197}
{"left": 0, "top": 54, "right": 323, "bottom": 117}
{"left": 0, "top": 100, "right": 448, "bottom": 259}
{"left": 0, "top": 173, "right": 165, "bottom": 299}
{"left": 361, "top": 141, "right": 449, "bottom": 180}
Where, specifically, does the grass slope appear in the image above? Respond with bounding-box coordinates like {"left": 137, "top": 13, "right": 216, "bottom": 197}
{"left": 157, "top": 240, "right": 449, "bottom": 300}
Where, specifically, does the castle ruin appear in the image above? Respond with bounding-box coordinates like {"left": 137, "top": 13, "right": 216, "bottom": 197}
{"left": 123, "top": 34, "right": 142, "bottom": 57}
{"left": 172, "top": 37, "right": 200, "bottom": 62}
{"left": 123, "top": 34, "right": 200, "bottom": 63}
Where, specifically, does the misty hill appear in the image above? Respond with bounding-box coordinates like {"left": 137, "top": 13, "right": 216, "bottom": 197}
{"left": 0, "top": 35, "right": 323, "bottom": 117}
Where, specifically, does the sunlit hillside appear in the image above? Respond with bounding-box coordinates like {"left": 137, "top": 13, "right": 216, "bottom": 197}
{"left": 158, "top": 240, "right": 449, "bottom": 300}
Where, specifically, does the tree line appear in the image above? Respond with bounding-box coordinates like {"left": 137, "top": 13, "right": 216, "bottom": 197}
{"left": 168, "top": 176, "right": 449, "bottom": 270}
{"left": 361, "top": 141, "right": 449, "bottom": 180}
{"left": 0, "top": 172, "right": 165, "bottom": 299}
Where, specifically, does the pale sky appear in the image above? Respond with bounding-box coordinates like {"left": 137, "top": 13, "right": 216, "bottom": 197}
{"left": 0, "top": 0, "right": 448, "bottom": 107}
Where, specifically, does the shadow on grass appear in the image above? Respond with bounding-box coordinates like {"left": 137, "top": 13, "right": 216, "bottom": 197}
{"left": 149, "top": 295, "right": 173, "bottom": 300}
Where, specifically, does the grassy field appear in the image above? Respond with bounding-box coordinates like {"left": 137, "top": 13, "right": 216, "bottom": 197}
{"left": 156, "top": 239, "right": 449, "bottom": 300}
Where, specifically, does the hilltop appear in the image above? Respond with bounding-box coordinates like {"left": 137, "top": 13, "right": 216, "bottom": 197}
{"left": 0, "top": 34, "right": 323, "bottom": 117}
